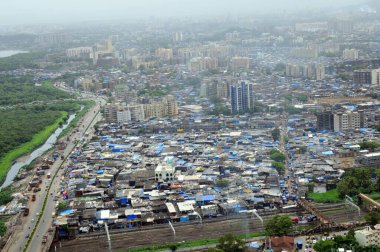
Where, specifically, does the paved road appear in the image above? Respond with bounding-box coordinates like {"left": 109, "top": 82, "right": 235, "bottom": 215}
{"left": 5, "top": 93, "right": 104, "bottom": 252}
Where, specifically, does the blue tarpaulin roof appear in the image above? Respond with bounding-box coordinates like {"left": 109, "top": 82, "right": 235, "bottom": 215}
{"left": 322, "top": 151, "right": 334, "bottom": 155}
{"left": 203, "top": 195, "right": 215, "bottom": 201}
{"left": 59, "top": 209, "right": 75, "bottom": 216}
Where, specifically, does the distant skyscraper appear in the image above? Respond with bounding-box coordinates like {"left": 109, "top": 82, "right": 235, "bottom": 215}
{"left": 230, "top": 81, "right": 254, "bottom": 114}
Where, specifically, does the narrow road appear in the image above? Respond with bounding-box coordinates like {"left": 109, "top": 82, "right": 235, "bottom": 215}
{"left": 5, "top": 95, "right": 104, "bottom": 252}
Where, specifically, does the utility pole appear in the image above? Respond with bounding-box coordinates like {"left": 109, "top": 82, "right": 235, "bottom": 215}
{"left": 104, "top": 222, "right": 112, "bottom": 252}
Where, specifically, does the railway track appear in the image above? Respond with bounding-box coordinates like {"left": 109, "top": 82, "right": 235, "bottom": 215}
{"left": 50, "top": 203, "right": 360, "bottom": 252}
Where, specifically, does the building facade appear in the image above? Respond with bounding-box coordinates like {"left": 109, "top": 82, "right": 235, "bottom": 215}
{"left": 230, "top": 81, "right": 254, "bottom": 114}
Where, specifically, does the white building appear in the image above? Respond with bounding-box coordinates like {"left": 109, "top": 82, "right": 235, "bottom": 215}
{"left": 116, "top": 109, "right": 131, "bottom": 124}
{"left": 343, "top": 49, "right": 359, "bottom": 60}
{"left": 155, "top": 164, "right": 175, "bottom": 182}
{"left": 355, "top": 225, "right": 380, "bottom": 247}
{"left": 371, "top": 69, "right": 380, "bottom": 85}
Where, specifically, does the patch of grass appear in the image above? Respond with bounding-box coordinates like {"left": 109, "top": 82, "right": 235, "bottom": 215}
{"left": 0, "top": 112, "right": 68, "bottom": 185}
{"left": 308, "top": 189, "right": 341, "bottom": 203}
{"left": 0, "top": 216, "right": 10, "bottom": 236}
{"left": 121, "top": 231, "right": 266, "bottom": 252}
{"left": 366, "top": 192, "right": 380, "bottom": 202}
{"left": 0, "top": 186, "right": 13, "bottom": 205}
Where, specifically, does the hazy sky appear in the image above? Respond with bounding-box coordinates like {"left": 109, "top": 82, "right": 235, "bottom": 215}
{"left": 0, "top": 0, "right": 368, "bottom": 26}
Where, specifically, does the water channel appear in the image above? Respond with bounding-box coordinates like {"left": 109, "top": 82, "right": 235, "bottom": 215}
{"left": 0, "top": 113, "right": 76, "bottom": 189}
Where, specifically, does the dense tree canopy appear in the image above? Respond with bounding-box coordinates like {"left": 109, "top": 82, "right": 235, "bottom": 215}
{"left": 265, "top": 215, "right": 293, "bottom": 236}
{"left": 216, "top": 233, "right": 247, "bottom": 252}
{"left": 0, "top": 108, "right": 62, "bottom": 158}
{"left": 0, "top": 82, "right": 71, "bottom": 106}
{"left": 336, "top": 168, "right": 379, "bottom": 198}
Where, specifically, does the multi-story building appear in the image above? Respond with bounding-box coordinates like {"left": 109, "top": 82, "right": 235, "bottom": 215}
{"left": 230, "top": 57, "right": 250, "bottom": 71}
{"left": 371, "top": 69, "right": 380, "bottom": 85}
{"left": 230, "top": 81, "right": 254, "bottom": 114}
{"left": 357, "top": 153, "right": 380, "bottom": 167}
{"left": 144, "top": 102, "right": 167, "bottom": 118}
{"left": 285, "top": 63, "right": 325, "bottom": 80}
{"left": 333, "top": 110, "right": 366, "bottom": 132}
{"left": 188, "top": 57, "right": 217, "bottom": 72}
{"left": 295, "top": 22, "right": 328, "bottom": 32}
{"left": 66, "top": 47, "right": 93, "bottom": 58}
{"left": 343, "top": 49, "right": 359, "bottom": 60}
{"left": 317, "top": 111, "right": 334, "bottom": 131}
{"left": 155, "top": 48, "right": 173, "bottom": 61}
{"left": 104, "top": 105, "right": 119, "bottom": 123}
{"left": 355, "top": 225, "right": 380, "bottom": 247}
{"left": 143, "top": 95, "right": 178, "bottom": 119}
{"left": 164, "top": 95, "right": 178, "bottom": 116}
{"left": 290, "top": 47, "right": 318, "bottom": 58}
{"left": 116, "top": 109, "right": 131, "bottom": 124}
{"left": 354, "top": 70, "right": 372, "bottom": 84}
{"left": 126, "top": 104, "right": 145, "bottom": 121}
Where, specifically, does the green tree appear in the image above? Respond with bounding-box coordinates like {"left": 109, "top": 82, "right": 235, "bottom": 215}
{"left": 359, "top": 141, "right": 380, "bottom": 152}
{"left": 271, "top": 162, "right": 285, "bottom": 174}
{"left": 215, "top": 179, "right": 230, "bottom": 188}
{"left": 336, "top": 177, "right": 359, "bottom": 198}
{"left": 265, "top": 215, "right": 293, "bottom": 236}
{"left": 313, "top": 240, "right": 336, "bottom": 252}
{"left": 216, "top": 233, "right": 247, "bottom": 252}
{"left": 57, "top": 202, "right": 68, "bottom": 211}
{"left": 270, "top": 152, "right": 286, "bottom": 163}
{"left": 365, "top": 211, "right": 380, "bottom": 226}
{"left": 271, "top": 128, "right": 281, "bottom": 142}
{"left": 168, "top": 244, "right": 178, "bottom": 252}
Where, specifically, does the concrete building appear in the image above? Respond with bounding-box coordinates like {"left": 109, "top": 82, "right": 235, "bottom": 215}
{"left": 155, "top": 48, "right": 173, "bottom": 61}
{"left": 116, "top": 109, "right": 131, "bottom": 124}
{"left": 164, "top": 95, "right": 179, "bottom": 116}
{"left": 285, "top": 63, "right": 325, "bottom": 80}
{"left": 104, "top": 105, "right": 119, "bottom": 123}
{"left": 358, "top": 153, "right": 380, "bottom": 167}
{"left": 188, "top": 57, "right": 217, "bottom": 72}
{"left": 295, "top": 22, "right": 328, "bottom": 32}
{"left": 343, "top": 49, "right": 359, "bottom": 60}
{"left": 290, "top": 47, "right": 318, "bottom": 58}
{"left": 354, "top": 70, "right": 372, "bottom": 84}
{"left": 317, "top": 111, "right": 334, "bottom": 131}
{"left": 355, "top": 225, "right": 380, "bottom": 247}
{"left": 144, "top": 102, "right": 167, "bottom": 118}
{"left": 371, "top": 69, "right": 380, "bottom": 85}
{"left": 155, "top": 164, "right": 175, "bottom": 182}
{"left": 333, "top": 110, "right": 366, "bottom": 132}
{"left": 66, "top": 47, "right": 93, "bottom": 58}
{"left": 143, "top": 95, "right": 178, "bottom": 119}
{"left": 126, "top": 104, "right": 145, "bottom": 121}
{"left": 230, "top": 57, "right": 250, "bottom": 71}
{"left": 230, "top": 81, "right": 254, "bottom": 114}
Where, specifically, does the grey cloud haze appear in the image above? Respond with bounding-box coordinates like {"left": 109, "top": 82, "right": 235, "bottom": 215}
{"left": 0, "top": 0, "right": 368, "bottom": 25}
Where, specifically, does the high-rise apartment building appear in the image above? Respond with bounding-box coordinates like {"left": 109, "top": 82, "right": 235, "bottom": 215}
{"left": 354, "top": 70, "right": 373, "bottom": 84}
{"left": 333, "top": 110, "right": 366, "bottom": 132}
{"left": 317, "top": 111, "right": 334, "bottom": 131}
{"left": 343, "top": 49, "right": 359, "bottom": 60}
{"left": 230, "top": 81, "right": 254, "bottom": 114}
{"left": 371, "top": 69, "right": 380, "bottom": 85}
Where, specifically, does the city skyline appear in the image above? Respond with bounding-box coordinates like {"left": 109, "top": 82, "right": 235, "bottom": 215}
{"left": 0, "top": 0, "right": 370, "bottom": 26}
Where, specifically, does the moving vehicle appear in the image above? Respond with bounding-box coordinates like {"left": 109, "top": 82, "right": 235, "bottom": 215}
{"left": 31, "top": 194, "right": 36, "bottom": 201}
